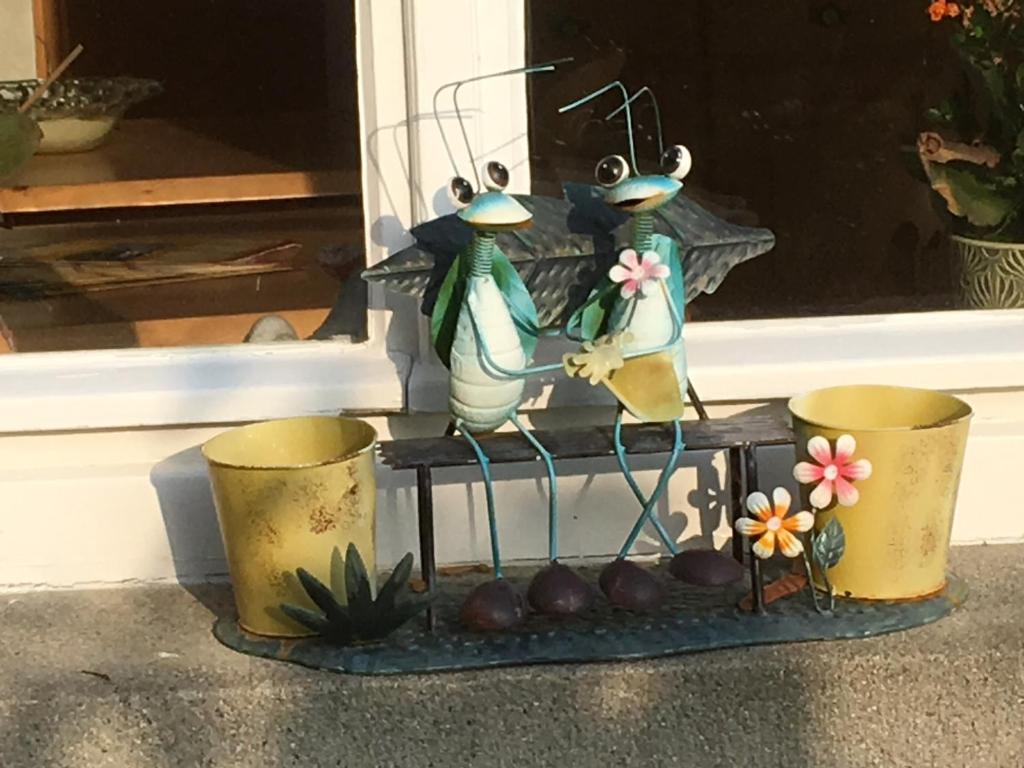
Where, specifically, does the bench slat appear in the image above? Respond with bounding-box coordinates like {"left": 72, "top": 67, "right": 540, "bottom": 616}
{"left": 378, "top": 413, "right": 794, "bottom": 470}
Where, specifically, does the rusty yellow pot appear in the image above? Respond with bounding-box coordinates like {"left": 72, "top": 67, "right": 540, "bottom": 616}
{"left": 789, "top": 385, "right": 971, "bottom": 601}
{"left": 203, "top": 416, "right": 377, "bottom": 637}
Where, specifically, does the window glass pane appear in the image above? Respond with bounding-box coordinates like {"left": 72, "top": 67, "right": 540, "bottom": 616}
{"left": 527, "top": 2, "right": 1001, "bottom": 320}
{"left": 0, "top": 1, "right": 364, "bottom": 353}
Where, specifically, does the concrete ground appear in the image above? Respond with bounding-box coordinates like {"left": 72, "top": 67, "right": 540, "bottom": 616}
{"left": 0, "top": 544, "right": 1021, "bottom": 768}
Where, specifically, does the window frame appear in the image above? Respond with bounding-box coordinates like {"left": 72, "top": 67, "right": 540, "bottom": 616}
{"left": 2, "top": 0, "right": 1023, "bottom": 436}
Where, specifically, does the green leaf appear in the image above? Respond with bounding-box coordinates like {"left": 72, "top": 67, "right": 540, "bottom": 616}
{"left": 429, "top": 249, "right": 468, "bottom": 368}
{"left": 927, "top": 163, "right": 1015, "bottom": 228}
{"left": 0, "top": 113, "right": 41, "bottom": 181}
{"left": 491, "top": 246, "right": 539, "bottom": 361}
{"left": 812, "top": 517, "right": 846, "bottom": 572}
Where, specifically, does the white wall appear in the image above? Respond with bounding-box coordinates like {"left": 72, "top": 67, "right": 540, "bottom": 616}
{"left": 0, "top": 0, "right": 37, "bottom": 80}
{"left": 0, "top": 391, "right": 1018, "bottom": 590}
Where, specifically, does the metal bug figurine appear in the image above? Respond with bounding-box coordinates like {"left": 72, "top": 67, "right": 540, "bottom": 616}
{"left": 559, "top": 82, "right": 745, "bottom": 607}
{"left": 416, "top": 62, "right": 606, "bottom": 629}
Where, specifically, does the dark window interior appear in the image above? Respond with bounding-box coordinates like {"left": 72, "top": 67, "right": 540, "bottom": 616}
{"left": 527, "top": 1, "right": 963, "bottom": 321}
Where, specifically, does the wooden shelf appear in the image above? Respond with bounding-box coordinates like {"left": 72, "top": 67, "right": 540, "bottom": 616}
{"left": 0, "top": 115, "right": 361, "bottom": 214}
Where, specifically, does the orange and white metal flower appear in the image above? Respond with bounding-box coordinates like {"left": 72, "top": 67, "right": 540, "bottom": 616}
{"left": 734, "top": 487, "right": 814, "bottom": 560}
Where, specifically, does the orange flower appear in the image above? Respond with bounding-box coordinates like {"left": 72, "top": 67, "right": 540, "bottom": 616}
{"left": 929, "top": 0, "right": 962, "bottom": 20}
{"left": 734, "top": 487, "right": 814, "bottom": 560}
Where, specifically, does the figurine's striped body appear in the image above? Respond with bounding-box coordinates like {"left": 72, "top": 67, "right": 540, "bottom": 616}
{"left": 450, "top": 270, "right": 525, "bottom": 432}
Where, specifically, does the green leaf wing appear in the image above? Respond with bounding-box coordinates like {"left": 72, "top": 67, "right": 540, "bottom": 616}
{"left": 652, "top": 234, "right": 686, "bottom": 315}
{"left": 566, "top": 276, "right": 619, "bottom": 341}
{"left": 491, "top": 246, "right": 539, "bottom": 362}
{"left": 429, "top": 248, "right": 469, "bottom": 369}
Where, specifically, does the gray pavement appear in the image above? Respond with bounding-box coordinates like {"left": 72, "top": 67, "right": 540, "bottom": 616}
{"left": 0, "top": 543, "right": 1021, "bottom": 768}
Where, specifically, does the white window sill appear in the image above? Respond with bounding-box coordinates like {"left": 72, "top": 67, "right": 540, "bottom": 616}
{"left": 409, "top": 309, "right": 1024, "bottom": 412}
{"left": 0, "top": 341, "right": 410, "bottom": 433}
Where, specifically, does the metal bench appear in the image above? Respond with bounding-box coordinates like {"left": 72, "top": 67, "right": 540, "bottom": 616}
{"left": 378, "top": 413, "right": 795, "bottom": 626}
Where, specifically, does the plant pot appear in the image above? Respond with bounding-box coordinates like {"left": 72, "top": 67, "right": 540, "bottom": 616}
{"left": 202, "top": 415, "right": 377, "bottom": 637}
{"left": 789, "top": 385, "right": 971, "bottom": 601}
{"left": 952, "top": 235, "right": 1024, "bottom": 309}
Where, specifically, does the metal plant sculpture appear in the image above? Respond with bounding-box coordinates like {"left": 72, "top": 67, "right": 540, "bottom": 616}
{"left": 281, "top": 545, "right": 432, "bottom": 644}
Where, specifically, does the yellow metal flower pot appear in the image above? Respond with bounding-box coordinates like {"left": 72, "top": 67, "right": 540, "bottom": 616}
{"left": 202, "top": 415, "right": 377, "bottom": 637}
{"left": 789, "top": 385, "right": 971, "bottom": 601}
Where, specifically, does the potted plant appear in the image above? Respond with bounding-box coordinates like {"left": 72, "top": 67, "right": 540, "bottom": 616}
{"left": 919, "top": 0, "right": 1024, "bottom": 308}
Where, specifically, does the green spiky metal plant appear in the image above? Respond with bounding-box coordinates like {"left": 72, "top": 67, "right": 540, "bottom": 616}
{"left": 919, "top": 1, "right": 1024, "bottom": 240}
{"left": 281, "top": 544, "right": 433, "bottom": 645}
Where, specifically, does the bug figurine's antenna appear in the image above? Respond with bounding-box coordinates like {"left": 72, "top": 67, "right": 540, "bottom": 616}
{"left": 604, "top": 86, "right": 663, "bottom": 161}
{"left": 433, "top": 57, "right": 572, "bottom": 189}
{"left": 558, "top": 80, "right": 638, "bottom": 173}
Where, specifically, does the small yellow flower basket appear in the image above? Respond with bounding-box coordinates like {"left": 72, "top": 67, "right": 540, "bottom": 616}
{"left": 203, "top": 416, "right": 377, "bottom": 637}
{"left": 789, "top": 385, "right": 972, "bottom": 600}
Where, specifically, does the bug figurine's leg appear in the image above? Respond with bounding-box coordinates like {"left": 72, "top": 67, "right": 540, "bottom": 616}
{"left": 599, "top": 412, "right": 682, "bottom": 612}
{"left": 616, "top": 417, "right": 684, "bottom": 558}
{"left": 509, "top": 414, "right": 594, "bottom": 616}
{"left": 612, "top": 406, "right": 681, "bottom": 554}
{"left": 455, "top": 421, "right": 527, "bottom": 632}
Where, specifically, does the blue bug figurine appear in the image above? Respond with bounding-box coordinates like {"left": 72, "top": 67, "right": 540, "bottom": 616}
{"left": 414, "top": 63, "right": 603, "bottom": 629}
{"left": 559, "top": 82, "right": 745, "bottom": 608}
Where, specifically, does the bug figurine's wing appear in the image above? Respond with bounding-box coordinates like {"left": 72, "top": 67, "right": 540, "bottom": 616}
{"left": 427, "top": 244, "right": 540, "bottom": 369}
{"left": 361, "top": 191, "right": 614, "bottom": 328}
{"left": 428, "top": 248, "right": 468, "bottom": 369}
{"left": 644, "top": 193, "right": 775, "bottom": 301}
{"left": 556, "top": 182, "right": 776, "bottom": 314}
{"left": 491, "top": 245, "right": 540, "bottom": 362}
{"left": 653, "top": 233, "right": 686, "bottom": 314}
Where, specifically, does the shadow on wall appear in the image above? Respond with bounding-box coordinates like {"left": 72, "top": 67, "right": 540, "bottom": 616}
{"left": 150, "top": 445, "right": 234, "bottom": 621}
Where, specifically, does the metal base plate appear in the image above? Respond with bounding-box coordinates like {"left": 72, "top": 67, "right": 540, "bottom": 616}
{"left": 213, "top": 565, "right": 966, "bottom": 676}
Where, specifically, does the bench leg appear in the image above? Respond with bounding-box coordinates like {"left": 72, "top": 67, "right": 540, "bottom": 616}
{"left": 686, "top": 380, "right": 710, "bottom": 421}
{"left": 742, "top": 442, "right": 767, "bottom": 615}
{"left": 728, "top": 446, "right": 745, "bottom": 564}
{"left": 416, "top": 464, "right": 438, "bottom": 632}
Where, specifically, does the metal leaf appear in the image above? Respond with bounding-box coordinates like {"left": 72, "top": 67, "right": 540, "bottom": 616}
{"left": 295, "top": 567, "right": 347, "bottom": 623}
{"left": 374, "top": 552, "right": 415, "bottom": 614}
{"left": 329, "top": 545, "right": 346, "bottom": 597}
{"left": 344, "top": 542, "right": 374, "bottom": 625}
{"left": 813, "top": 517, "right": 846, "bottom": 572}
{"left": 372, "top": 596, "right": 434, "bottom": 638}
{"left": 279, "top": 604, "right": 332, "bottom": 636}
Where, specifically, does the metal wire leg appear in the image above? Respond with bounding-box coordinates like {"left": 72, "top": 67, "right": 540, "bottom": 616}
{"left": 455, "top": 420, "right": 503, "bottom": 579}
{"left": 509, "top": 414, "right": 559, "bottom": 562}
{"left": 614, "top": 411, "right": 683, "bottom": 557}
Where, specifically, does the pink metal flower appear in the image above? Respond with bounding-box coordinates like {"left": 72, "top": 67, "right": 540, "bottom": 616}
{"left": 793, "top": 435, "right": 872, "bottom": 508}
{"left": 609, "top": 248, "right": 670, "bottom": 299}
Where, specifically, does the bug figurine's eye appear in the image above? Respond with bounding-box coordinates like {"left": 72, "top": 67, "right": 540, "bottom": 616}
{"left": 661, "top": 144, "right": 693, "bottom": 181}
{"left": 483, "top": 161, "right": 509, "bottom": 191}
{"left": 448, "top": 176, "right": 475, "bottom": 209}
{"left": 595, "top": 154, "right": 630, "bottom": 188}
